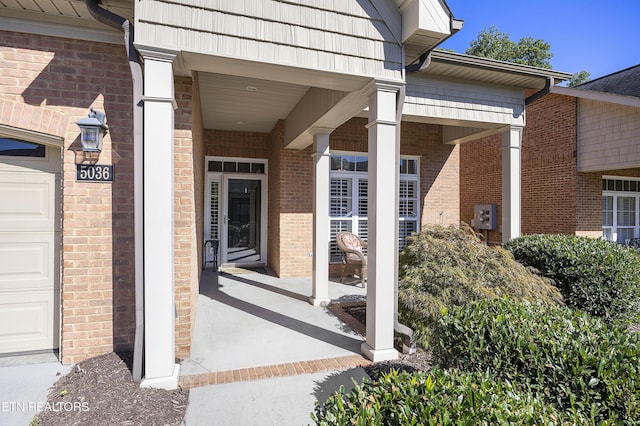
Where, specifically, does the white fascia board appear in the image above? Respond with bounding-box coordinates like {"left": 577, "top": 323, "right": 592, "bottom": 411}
{"left": 552, "top": 86, "right": 640, "bottom": 108}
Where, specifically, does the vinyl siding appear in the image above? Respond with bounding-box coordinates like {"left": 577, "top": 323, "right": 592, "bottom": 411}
{"left": 136, "top": 0, "right": 403, "bottom": 80}
{"left": 405, "top": 75, "right": 525, "bottom": 126}
{"left": 578, "top": 99, "right": 640, "bottom": 172}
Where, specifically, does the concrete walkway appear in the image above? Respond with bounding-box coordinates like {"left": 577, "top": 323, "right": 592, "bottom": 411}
{"left": 0, "top": 354, "right": 71, "bottom": 426}
{"left": 180, "top": 269, "right": 371, "bottom": 424}
{"left": 184, "top": 368, "right": 369, "bottom": 426}
{"left": 180, "top": 269, "right": 367, "bottom": 382}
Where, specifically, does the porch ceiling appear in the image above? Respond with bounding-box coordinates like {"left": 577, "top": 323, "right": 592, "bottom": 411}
{"left": 198, "top": 72, "right": 311, "bottom": 134}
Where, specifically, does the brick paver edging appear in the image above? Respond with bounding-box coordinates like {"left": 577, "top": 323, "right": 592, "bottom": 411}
{"left": 179, "top": 354, "right": 372, "bottom": 390}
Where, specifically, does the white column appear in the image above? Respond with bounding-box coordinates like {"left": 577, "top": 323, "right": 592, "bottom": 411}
{"left": 361, "top": 80, "right": 403, "bottom": 362}
{"left": 501, "top": 126, "right": 523, "bottom": 244}
{"left": 309, "top": 128, "right": 333, "bottom": 306}
{"left": 139, "top": 50, "right": 180, "bottom": 389}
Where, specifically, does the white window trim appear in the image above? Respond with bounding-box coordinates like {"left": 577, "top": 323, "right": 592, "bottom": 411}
{"left": 602, "top": 176, "right": 640, "bottom": 243}
{"left": 329, "top": 151, "right": 420, "bottom": 263}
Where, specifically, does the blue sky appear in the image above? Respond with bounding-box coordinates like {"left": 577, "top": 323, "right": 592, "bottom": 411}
{"left": 439, "top": 0, "right": 640, "bottom": 80}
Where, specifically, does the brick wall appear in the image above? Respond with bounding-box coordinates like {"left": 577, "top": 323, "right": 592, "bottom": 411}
{"left": 521, "top": 94, "right": 578, "bottom": 235}
{"left": 459, "top": 134, "right": 503, "bottom": 243}
{"left": 272, "top": 122, "right": 314, "bottom": 278}
{"left": 460, "top": 93, "right": 579, "bottom": 243}
{"left": 267, "top": 121, "right": 284, "bottom": 275}
{"left": 173, "top": 76, "right": 198, "bottom": 359}
{"left": 401, "top": 121, "right": 460, "bottom": 227}
{"left": 1, "top": 31, "right": 135, "bottom": 363}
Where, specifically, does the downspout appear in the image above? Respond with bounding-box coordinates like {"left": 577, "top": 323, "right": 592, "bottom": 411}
{"left": 85, "top": 0, "right": 144, "bottom": 382}
{"left": 525, "top": 76, "right": 553, "bottom": 105}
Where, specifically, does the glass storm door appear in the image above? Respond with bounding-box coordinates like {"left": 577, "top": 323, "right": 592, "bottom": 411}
{"left": 223, "top": 177, "right": 265, "bottom": 265}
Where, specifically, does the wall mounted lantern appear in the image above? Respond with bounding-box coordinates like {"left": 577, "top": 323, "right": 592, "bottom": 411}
{"left": 76, "top": 107, "right": 108, "bottom": 153}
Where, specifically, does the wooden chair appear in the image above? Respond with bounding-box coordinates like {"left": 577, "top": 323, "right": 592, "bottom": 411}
{"left": 336, "top": 231, "right": 367, "bottom": 288}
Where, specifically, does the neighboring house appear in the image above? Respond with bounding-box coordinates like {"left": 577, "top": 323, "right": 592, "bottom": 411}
{"left": 460, "top": 65, "right": 640, "bottom": 245}
{"left": 0, "top": 0, "right": 570, "bottom": 388}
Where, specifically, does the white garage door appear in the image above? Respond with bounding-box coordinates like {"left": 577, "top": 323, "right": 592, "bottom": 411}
{"left": 0, "top": 140, "right": 61, "bottom": 354}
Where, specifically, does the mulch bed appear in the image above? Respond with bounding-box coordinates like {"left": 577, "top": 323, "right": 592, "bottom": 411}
{"left": 329, "top": 301, "right": 433, "bottom": 380}
{"left": 34, "top": 352, "right": 188, "bottom": 426}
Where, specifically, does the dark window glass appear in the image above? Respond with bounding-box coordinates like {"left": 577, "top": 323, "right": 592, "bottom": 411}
{"left": 238, "top": 162, "right": 251, "bottom": 173}
{"left": 223, "top": 162, "right": 236, "bottom": 172}
{"left": 354, "top": 157, "right": 368, "bottom": 172}
{"left": 341, "top": 156, "right": 356, "bottom": 171}
{"left": 0, "top": 138, "right": 45, "bottom": 157}
{"left": 330, "top": 155, "right": 342, "bottom": 171}
{"left": 251, "top": 163, "right": 264, "bottom": 174}
{"left": 209, "top": 161, "right": 222, "bottom": 172}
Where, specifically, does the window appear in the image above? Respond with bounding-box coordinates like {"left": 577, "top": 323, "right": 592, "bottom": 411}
{"left": 329, "top": 153, "right": 419, "bottom": 262}
{"left": 208, "top": 159, "right": 265, "bottom": 174}
{"left": 0, "top": 138, "right": 45, "bottom": 157}
{"left": 602, "top": 177, "right": 640, "bottom": 243}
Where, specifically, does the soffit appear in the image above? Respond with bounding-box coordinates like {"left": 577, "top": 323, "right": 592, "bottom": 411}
{"left": 0, "top": 0, "right": 133, "bottom": 29}
{"left": 198, "top": 72, "right": 310, "bottom": 133}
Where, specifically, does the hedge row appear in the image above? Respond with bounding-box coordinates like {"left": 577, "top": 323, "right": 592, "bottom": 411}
{"left": 505, "top": 234, "right": 640, "bottom": 324}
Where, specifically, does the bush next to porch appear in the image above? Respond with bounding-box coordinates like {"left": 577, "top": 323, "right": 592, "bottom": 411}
{"left": 431, "top": 298, "right": 640, "bottom": 424}
{"left": 397, "top": 224, "right": 563, "bottom": 346}
{"left": 504, "top": 234, "right": 640, "bottom": 324}
{"left": 312, "top": 367, "right": 586, "bottom": 426}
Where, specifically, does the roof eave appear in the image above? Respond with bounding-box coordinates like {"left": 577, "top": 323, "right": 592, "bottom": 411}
{"left": 415, "top": 50, "right": 573, "bottom": 89}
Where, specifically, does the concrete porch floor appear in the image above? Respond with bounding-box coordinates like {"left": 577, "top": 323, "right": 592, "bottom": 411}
{"left": 179, "top": 268, "right": 369, "bottom": 388}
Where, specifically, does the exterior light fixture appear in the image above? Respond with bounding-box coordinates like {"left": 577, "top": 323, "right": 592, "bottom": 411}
{"left": 76, "top": 107, "right": 108, "bottom": 153}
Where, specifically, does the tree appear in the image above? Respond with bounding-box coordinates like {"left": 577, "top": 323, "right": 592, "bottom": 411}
{"left": 568, "top": 70, "right": 591, "bottom": 87}
{"left": 466, "top": 26, "right": 553, "bottom": 69}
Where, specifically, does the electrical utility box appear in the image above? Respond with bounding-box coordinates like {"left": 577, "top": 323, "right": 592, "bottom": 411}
{"left": 471, "top": 204, "right": 497, "bottom": 230}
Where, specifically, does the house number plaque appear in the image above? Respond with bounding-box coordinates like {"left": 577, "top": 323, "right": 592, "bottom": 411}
{"left": 76, "top": 164, "right": 114, "bottom": 182}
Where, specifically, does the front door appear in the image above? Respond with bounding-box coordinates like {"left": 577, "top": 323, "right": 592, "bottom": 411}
{"left": 224, "top": 177, "right": 264, "bottom": 264}
{"left": 205, "top": 158, "right": 267, "bottom": 268}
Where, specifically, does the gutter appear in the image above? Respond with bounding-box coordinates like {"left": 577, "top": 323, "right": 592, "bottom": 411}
{"left": 84, "top": 0, "right": 144, "bottom": 382}
{"left": 525, "top": 76, "right": 553, "bottom": 105}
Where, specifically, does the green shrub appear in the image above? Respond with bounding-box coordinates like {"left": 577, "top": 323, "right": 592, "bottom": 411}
{"left": 398, "top": 224, "right": 563, "bottom": 346}
{"left": 312, "top": 368, "right": 587, "bottom": 426}
{"left": 432, "top": 298, "right": 640, "bottom": 424}
{"left": 505, "top": 234, "right": 640, "bottom": 324}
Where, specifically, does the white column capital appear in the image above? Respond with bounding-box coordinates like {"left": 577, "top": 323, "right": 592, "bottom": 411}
{"left": 361, "top": 79, "right": 404, "bottom": 97}
{"left": 501, "top": 126, "right": 523, "bottom": 149}
{"left": 134, "top": 44, "right": 179, "bottom": 62}
{"left": 308, "top": 126, "right": 335, "bottom": 137}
